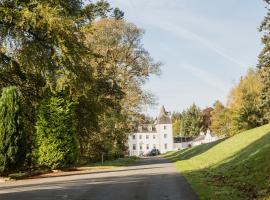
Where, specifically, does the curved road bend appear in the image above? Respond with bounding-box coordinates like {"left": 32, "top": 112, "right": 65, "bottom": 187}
{"left": 0, "top": 157, "right": 198, "bottom": 200}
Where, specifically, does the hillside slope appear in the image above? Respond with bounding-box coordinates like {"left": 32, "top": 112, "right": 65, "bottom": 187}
{"left": 165, "top": 124, "right": 270, "bottom": 200}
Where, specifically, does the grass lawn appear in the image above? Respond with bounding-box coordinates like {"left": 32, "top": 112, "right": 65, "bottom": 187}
{"left": 8, "top": 156, "right": 138, "bottom": 180}
{"left": 164, "top": 124, "right": 270, "bottom": 200}
{"left": 81, "top": 156, "right": 138, "bottom": 167}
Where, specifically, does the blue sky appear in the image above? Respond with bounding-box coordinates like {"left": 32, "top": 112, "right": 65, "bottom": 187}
{"left": 107, "top": 0, "right": 266, "bottom": 116}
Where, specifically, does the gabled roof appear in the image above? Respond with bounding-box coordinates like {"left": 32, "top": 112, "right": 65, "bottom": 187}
{"left": 193, "top": 131, "right": 217, "bottom": 142}
{"left": 137, "top": 124, "right": 157, "bottom": 133}
{"left": 157, "top": 106, "right": 172, "bottom": 124}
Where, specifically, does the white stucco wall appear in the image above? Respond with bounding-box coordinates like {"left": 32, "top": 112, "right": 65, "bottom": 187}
{"left": 128, "top": 132, "right": 158, "bottom": 156}
{"left": 204, "top": 132, "right": 218, "bottom": 143}
{"left": 128, "top": 123, "right": 173, "bottom": 156}
{"left": 173, "top": 142, "right": 191, "bottom": 150}
{"left": 155, "top": 123, "right": 173, "bottom": 154}
{"left": 192, "top": 140, "right": 203, "bottom": 147}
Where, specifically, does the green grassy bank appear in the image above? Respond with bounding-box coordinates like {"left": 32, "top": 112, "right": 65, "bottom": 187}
{"left": 164, "top": 124, "right": 270, "bottom": 200}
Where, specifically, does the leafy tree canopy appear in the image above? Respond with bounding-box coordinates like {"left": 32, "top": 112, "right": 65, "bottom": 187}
{"left": 228, "top": 69, "right": 263, "bottom": 134}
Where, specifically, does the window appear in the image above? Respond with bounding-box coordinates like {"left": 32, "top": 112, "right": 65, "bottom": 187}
{"left": 164, "top": 144, "right": 167, "bottom": 149}
{"left": 146, "top": 135, "right": 149, "bottom": 139}
{"left": 164, "top": 134, "right": 167, "bottom": 139}
{"left": 139, "top": 135, "right": 142, "bottom": 139}
{"left": 133, "top": 144, "right": 136, "bottom": 150}
{"left": 153, "top": 144, "right": 156, "bottom": 148}
{"left": 132, "top": 135, "right": 136, "bottom": 140}
{"left": 140, "top": 145, "right": 143, "bottom": 150}
{"left": 148, "top": 126, "right": 152, "bottom": 132}
{"left": 153, "top": 135, "right": 156, "bottom": 139}
{"left": 146, "top": 144, "right": 149, "bottom": 150}
{"left": 164, "top": 125, "right": 167, "bottom": 130}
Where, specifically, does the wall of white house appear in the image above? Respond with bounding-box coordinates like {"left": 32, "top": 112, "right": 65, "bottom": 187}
{"left": 156, "top": 123, "right": 173, "bottom": 154}
{"left": 128, "top": 123, "right": 173, "bottom": 156}
{"left": 191, "top": 132, "right": 219, "bottom": 147}
{"left": 128, "top": 132, "right": 158, "bottom": 156}
{"left": 173, "top": 142, "right": 191, "bottom": 150}
{"left": 128, "top": 126, "right": 221, "bottom": 156}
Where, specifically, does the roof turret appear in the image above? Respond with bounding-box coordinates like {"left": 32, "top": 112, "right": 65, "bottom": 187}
{"left": 157, "top": 106, "right": 172, "bottom": 124}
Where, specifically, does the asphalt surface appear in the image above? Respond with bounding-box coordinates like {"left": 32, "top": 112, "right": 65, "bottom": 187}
{"left": 0, "top": 157, "right": 198, "bottom": 200}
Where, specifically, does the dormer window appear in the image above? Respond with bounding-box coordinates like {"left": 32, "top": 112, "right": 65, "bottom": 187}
{"left": 138, "top": 126, "right": 142, "bottom": 132}
{"left": 148, "top": 125, "right": 152, "bottom": 132}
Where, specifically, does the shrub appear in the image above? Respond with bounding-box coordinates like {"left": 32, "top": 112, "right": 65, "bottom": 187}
{"left": 36, "top": 94, "right": 79, "bottom": 169}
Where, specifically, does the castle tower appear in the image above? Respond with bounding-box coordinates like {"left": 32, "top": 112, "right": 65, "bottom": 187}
{"left": 155, "top": 106, "right": 173, "bottom": 153}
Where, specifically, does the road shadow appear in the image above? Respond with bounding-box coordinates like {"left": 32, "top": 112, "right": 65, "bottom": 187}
{"left": 0, "top": 165, "right": 198, "bottom": 200}
{"left": 133, "top": 157, "right": 172, "bottom": 165}
{"left": 0, "top": 165, "right": 167, "bottom": 188}
{"left": 2, "top": 157, "right": 171, "bottom": 182}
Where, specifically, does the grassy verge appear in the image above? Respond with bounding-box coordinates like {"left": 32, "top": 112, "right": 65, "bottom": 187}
{"left": 81, "top": 156, "right": 138, "bottom": 167}
{"left": 7, "top": 168, "right": 51, "bottom": 180}
{"left": 7, "top": 156, "right": 138, "bottom": 180}
{"left": 164, "top": 124, "right": 270, "bottom": 200}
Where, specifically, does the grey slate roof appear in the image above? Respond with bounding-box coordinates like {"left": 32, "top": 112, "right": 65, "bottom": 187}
{"left": 137, "top": 124, "right": 157, "bottom": 133}
{"left": 157, "top": 106, "right": 172, "bottom": 124}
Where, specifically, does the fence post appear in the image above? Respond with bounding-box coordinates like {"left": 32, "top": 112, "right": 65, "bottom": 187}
{"left": 101, "top": 152, "right": 104, "bottom": 165}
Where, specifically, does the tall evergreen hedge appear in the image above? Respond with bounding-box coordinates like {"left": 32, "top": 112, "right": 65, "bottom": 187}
{"left": 0, "top": 86, "right": 26, "bottom": 174}
{"left": 36, "top": 94, "right": 79, "bottom": 169}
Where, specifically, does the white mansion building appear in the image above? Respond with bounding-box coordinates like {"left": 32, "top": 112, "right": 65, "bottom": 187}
{"left": 128, "top": 106, "right": 174, "bottom": 156}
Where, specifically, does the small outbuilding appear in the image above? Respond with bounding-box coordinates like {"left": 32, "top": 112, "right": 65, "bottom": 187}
{"left": 192, "top": 130, "right": 218, "bottom": 147}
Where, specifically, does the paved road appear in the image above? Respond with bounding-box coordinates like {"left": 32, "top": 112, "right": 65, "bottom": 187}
{"left": 0, "top": 157, "right": 198, "bottom": 200}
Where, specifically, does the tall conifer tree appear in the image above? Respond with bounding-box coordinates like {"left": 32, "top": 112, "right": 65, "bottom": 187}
{"left": 257, "top": 0, "right": 270, "bottom": 123}
{"left": 0, "top": 86, "right": 26, "bottom": 174}
{"left": 36, "top": 94, "right": 79, "bottom": 169}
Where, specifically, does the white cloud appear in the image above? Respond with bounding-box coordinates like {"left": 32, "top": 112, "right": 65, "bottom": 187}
{"left": 107, "top": 0, "right": 260, "bottom": 116}
{"left": 162, "top": 25, "right": 247, "bottom": 69}
{"left": 109, "top": 0, "right": 248, "bottom": 69}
